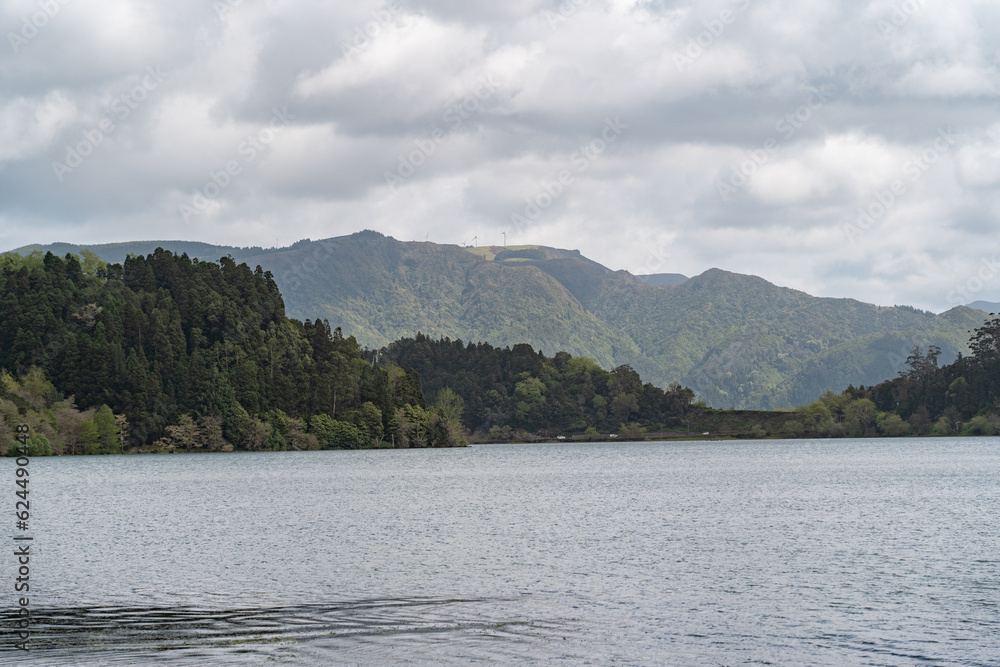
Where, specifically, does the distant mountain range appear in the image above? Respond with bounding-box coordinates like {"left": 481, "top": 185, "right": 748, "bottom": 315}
{"left": 968, "top": 300, "right": 1000, "bottom": 314}
{"left": 11, "top": 232, "right": 993, "bottom": 410}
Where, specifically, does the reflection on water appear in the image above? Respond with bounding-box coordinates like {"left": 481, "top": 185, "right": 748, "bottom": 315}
{"left": 1, "top": 597, "right": 575, "bottom": 665}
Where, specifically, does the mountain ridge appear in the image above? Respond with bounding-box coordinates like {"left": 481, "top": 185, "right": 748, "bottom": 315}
{"left": 9, "top": 232, "right": 991, "bottom": 409}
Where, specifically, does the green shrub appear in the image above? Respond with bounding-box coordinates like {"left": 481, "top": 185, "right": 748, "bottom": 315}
{"left": 27, "top": 434, "right": 52, "bottom": 456}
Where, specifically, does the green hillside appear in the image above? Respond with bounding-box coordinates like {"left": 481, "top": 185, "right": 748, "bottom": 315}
{"left": 13, "top": 232, "right": 992, "bottom": 409}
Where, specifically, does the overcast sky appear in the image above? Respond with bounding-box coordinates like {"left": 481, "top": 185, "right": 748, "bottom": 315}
{"left": 1, "top": 0, "right": 998, "bottom": 311}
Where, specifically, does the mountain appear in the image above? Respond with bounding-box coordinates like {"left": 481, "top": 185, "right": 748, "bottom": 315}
{"left": 968, "top": 300, "right": 1000, "bottom": 314}
{"left": 637, "top": 273, "right": 688, "bottom": 286}
{"left": 7, "top": 240, "right": 295, "bottom": 265}
{"left": 11, "top": 232, "right": 990, "bottom": 410}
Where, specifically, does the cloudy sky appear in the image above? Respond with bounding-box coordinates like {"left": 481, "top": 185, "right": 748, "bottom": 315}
{"left": 1, "top": 0, "right": 998, "bottom": 311}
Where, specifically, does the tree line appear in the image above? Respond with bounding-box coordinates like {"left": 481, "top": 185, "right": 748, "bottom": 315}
{"left": 371, "top": 334, "right": 700, "bottom": 440}
{"left": 0, "top": 250, "right": 461, "bottom": 455}
{"left": 2, "top": 249, "right": 998, "bottom": 454}
{"left": 851, "top": 314, "right": 1000, "bottom": 435}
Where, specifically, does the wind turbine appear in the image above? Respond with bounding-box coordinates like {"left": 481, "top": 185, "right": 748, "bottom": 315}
{"left": 472, "top": 235, "right": 478, "bottom": 247}
{"left": 502, "top": 228, "right": 507, "bottom": 247}
{"left": 425, "top": 231, "right": 430, "bottom": 243}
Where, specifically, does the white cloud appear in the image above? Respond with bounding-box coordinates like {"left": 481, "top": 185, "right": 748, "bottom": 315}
{"left": 955, "top": 125, "right": 1000, "bottom": 187}
{"left": 0, "top": 92, "right": 76, "bottom": 162}
{"left": 1, "top": 0, "right": 999, "bottom": 311}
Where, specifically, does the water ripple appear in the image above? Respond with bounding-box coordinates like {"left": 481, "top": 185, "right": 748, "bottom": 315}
{"left": 0, "top": 597, "right": 573, "bottom": 665}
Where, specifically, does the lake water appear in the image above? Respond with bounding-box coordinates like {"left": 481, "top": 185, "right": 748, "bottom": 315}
{"left": 2, "top": 438, "right": 999, "bottom": 665}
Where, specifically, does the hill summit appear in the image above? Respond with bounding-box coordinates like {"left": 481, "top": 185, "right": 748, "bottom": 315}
{"left": 12, "top": 232, "right": 991, "bottom": 409}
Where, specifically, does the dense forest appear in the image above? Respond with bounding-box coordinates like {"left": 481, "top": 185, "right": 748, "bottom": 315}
{"left": 853, "top": 314, "right": 1000, "bottom": 435}
{"left": 372, "top": 328, "right": 1000, "bottom": 441}
{"left": 1, "top": 249, "right": 998, "bottom": 456}
{"left": 23, "top": 233, "right": 990, "bottom": 411}
{"left": 0, "top": 250, "right": 461, "bottom": 454}
{"left": 372, "top": 334, "right": 700, "bottom": 440}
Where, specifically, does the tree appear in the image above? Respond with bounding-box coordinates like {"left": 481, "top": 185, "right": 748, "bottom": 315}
{"left": 115, "top": 414, "right": 130, "bottom": 450}
{"left": 619, "top": 422, "right": 644, "bottom": 440}
{"left": 969, "top": 316, "right": 1000, "bottom": 366}
{"left": 27, "top": 434, "right": 52, "bottom": 457}
{"left": 610, "top": 393, "right": 639, "bottom": 426}
{"left": 513, "top": 376, "right": 546, "bottom": 429}
{"left": 79, "top": 419, "right": 100, "bottom": 455}
{"left": 355, "top": 402, "right": 384, "bottom": 447}
{"left": 200, "top": 415, "right": 226, "bottom": 451}
{"left": 908, "top": 406, "right": 931, "bottom": 435}
{"left": 164, "top": 414, "right": 200, "bottom": 452}
{"left": 433, "top": 388, "right": 464, "bottom": 423}
{"left": 286, "top": 418, "right": 318, "bottom": 450}
{"left": 901, "top": 345, "right": 941, "bottom": 381}
{"left": 877, "top": 413, "right": 908, "bottom": 437}
{"left": 843, "top": 398, "right": 876, "bottom": 437}
{"left": 326, "top": 420, "right": 364, "bottom": 449}
{"left": 309, "top": 414, "right": 337, "bottom": 449}
{"left": 965, "top": 415, "right": 994, "bottom": 435}
{"left": 94, "top": 405, "right": 120, "bottom": 453}
{"left": 609, "top": 365, "right": 642, "bottom": 397}
{"left": 53, "top": 400, "right": 85, "bottom": 455}
{"left": 243, "top": 417, "right": 270, "bottom": 451}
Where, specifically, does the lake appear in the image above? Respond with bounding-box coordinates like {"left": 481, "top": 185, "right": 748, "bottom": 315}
{"left": 2, "top": 438, "right": 998, "bottom": 665}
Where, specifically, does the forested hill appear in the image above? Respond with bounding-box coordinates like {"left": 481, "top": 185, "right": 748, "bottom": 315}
{"left": 846, "top": 316, "right": 1000, "bottom": 436}
{"left": 0, "top": 250, "right": 459, "bottom": 453}
{"left": 374, "top": 334, "right": 699, "bottom": 439}
{"left": 14, "top": 232, "right": 992, "bottom": 410}
{"left": 3, "top": 249, "right": 997, "bottom": 452}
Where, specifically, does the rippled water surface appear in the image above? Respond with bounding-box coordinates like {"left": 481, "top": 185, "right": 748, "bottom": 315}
{"left": 2, "top": 438, "right": 999, "bottom": 665}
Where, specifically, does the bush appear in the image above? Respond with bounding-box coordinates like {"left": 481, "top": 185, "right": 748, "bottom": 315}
{"left": 782, "top": 419, "right": 804, "bottom": 437}
{"left": 930, "top": 415, "right": 958, "bottom": 436}
{"left": 488, "top": 424, "right": 513, "bottom": 442}
{"left": 309, "top": 414, "right": 337, "bottom": 448}
{"left": 965, "top": 415, "right": 995, "bottom": 436}
{"left": 324, "top": 420, "right": 365, "bottom": 449}
{"left": 27, "top": 434, "right": 52, "bottom": 456}
{"left": 619, "top": 422, "right": 645, "bottom": 440}
{"left": 877, "top": 413, "right": 909, "bottom": 437}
